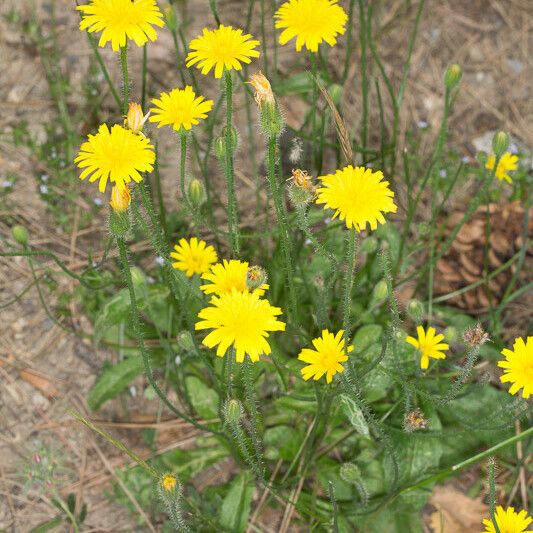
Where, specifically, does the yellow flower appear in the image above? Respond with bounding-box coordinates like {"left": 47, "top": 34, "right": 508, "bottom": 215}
{"left": 125, "top": 102, "right": 150, "bottom": 134}
{"left": 200, "top": 259, "right": 269, "bottom": 297}
{"left": 170, "top": 237, "right": 218, "bottom": 277}
{"left": 275, "top": 0, "right": 348, "bottom": 53}
{"left": 109, "top": 185, "right": 131, "bottom": 212}
{"left": 161, "top": 474, "right": 177, "bottom": 492}
{"left": 498, "top": 336, "right": 533, "bottom": 399}
{"left": 482, "top": 506, "right": 532, "bottom": 533}
{"left": 248, "top": 72, "right": 275, "bottom": 106}
{"left": 406, "top": 326, "right": 449, "bottom": 370}
{"left": 315, "top": 165, "right": 397, "bottom": 231}
{"left": 77, "top": 0, "right": 164, "bottom": 52}
{"left": 186, "top": 25, "right": 260, "bottom": 79}
{"left": 195, "top": 290, "right": 285, "bottom": 363}
{"left": 298, "top": 329, "right": 352, "bottom": 384}
{"left": 149, "top": 86, "right": 214, "bottom": 132}
{"left": 75, "top": 124, "right": 155, "bottom": 193}
{"left": 485, "top": 152, "right": 519, "bottom": 184}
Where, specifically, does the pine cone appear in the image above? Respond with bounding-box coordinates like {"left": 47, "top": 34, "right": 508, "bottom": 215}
{"left": 434, "top": 201, "right": 532, "bottom": 311}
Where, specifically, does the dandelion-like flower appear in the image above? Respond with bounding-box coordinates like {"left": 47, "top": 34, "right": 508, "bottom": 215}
{"left": 315, "top": 165, "right": 397, "bottom": 231}
{"left": 298, "top": 329, "right": 352, "bottom": 384}
{"left": 485, "top": 152, "right": 519, "bottom": 184}
{"left": 186, "top": 25, "right": 260, "bottom": 79}
{"left": 195, "top": 290, "right": 285, "bottom": 363}
{"left": 149, "top": 87, "right": 214, "bottom": 132}
{"left": 109, "top": 185, "right": 131, "bottom": 212}
{"left": 200, "top": 259, "right": 269, "bottom": 297}
{"left": 161, "top": 474, "right": 177, "bottom": 492}
{"left": 75, "top": 124, "right": 155, "bottom": 193}
{"left": 498, "top": 336, "right": 533, "bottom": 399}
{"left": 77, "top": 0, "right": 164, "bottom": 52}
{"left": 275, "top": 0, "right": 348, "bottom": 52}
{"left": 170, "top": 237, "right": 218, "bottom": 277}
{"left": 406, "top": 326, "right": 449, "bottom": 370}
{"left": 482, "top": 506, "right": 532, "bottom": 533}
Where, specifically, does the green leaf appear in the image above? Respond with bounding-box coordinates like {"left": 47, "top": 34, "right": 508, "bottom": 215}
{"left": 219, "top": 472, "right": 254, "bottom": 533}
{"left": 29, "top": 517, "right": 63, "bottom": 533}
{"left": 352, "top": 325, "right": 383, "bottom": 353}
{"left": 94, "top": 288, "right": 131, "bottom": 345}
{"left": 184, "top": 376, "right": 218, "bottom": 419}
{"left": 162, "top": 446, "right": 228, "bottom": 483}
{"left": 339, "top": 394, "right": 370, "bottom": 436}
{"left": 264, "top": 425, "right": 300, "bottom": 460}
{"left": 88, "top": 356, "right": 144, "bottom": 411}
{"left": 274, "top": 72, "right": 314, "bottom": 95}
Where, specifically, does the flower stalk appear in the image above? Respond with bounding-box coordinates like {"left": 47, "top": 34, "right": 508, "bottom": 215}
{"left": 119, "top": 45, "right": 129, "bottom": 115}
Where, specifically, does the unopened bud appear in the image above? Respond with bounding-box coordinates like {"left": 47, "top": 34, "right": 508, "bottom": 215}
{"left": 491, "top": 131, "right": 509, "bottom": 158}
{"left": 373, "top": 280, "right": 388, "bottom": 301}
{"left": 162, "top": 4, "right": 178, "bottom": 31}
{"left": 444, "top": 326, "right": 458, "bottom": 343}
{"left": 406, "top": 299, "right": 424, "bottom": 321}
{"left": 110, "top": 185, "right": 131, "bottom": 213}
{"left": 288, "top": 182, "right": 313, "bottom": 207}
{"left": 246, "top": 265, "right": 267, "bottom": 291}
{"left": 463, "top": 323, "right": 489, "bottom": 347}
{"left": 223, "top": 399, "right": 242, "bottom": 425}
{"left": 188, "top": 178, "right": 205, "bottom": 208}
{"left": 12, "top": 224, "right": 29, "bottom": 245}
{"left": 161, "top": 473, "right": 177, "bottom": 492}
{"left": 124, "top": 102, "right": 150, "bottom": 134}
{"left": 176, "top": 330, "right": 195, "bottom": 353}
{"left": 404, "top": 408, "right": 428, "bottom": 432}
{"left": 214, "top": 127, "right": 238, "bottom": 159}
{"left": 340, "top": 463, "right": 361, "bottom": 484}
{"left": 361, "top": 237, "right": 378, "bottom": 254}
{"left": 444, "top": 64, "right": 462, "bottom": 89}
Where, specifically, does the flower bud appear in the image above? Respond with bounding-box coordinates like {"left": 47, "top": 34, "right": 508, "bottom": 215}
{"left": 110, "top": 185, "right": 131, "bottom": 213}
{"left": 246, "top": 265, "right": 267, "bottom": 291}
{"left": 187, "top": 178, "right": 205, "bottom": 208}
{"left": 340, "top": 463, "right": 361, "bottom": 484}
{"left": 406, "top": 299, "right": 424, "bottom": 321}
{"left": 248, "top": 72, "right": 275, "bottom": 107}
{"left": 223, "top": 399, "right": 242, "bottom": 425}
{"left": 161, "top": 473, "right": 177, "bottom": 492}
{"left": 214, "top": 126, "right": 238, "bottom": 159}
{"left": 125, "top": 102, "right": 150, "bottom": 135}
{"left": 288, "top": 182, "right": 313, "bottom": 207}
{"left": 361, "top": 237, "right": 378, "bottom": 254}
{"left": 444, "top": 326, "right": 458, "bottom": 343}
{"left": 491, "top": 131, "right": 509, "bottom": 158}
{"left": 12, "top": 224, "right": 29, "bottom": 245}
{"left": 373, "top": 280, "right": 388, "bottom": 301}
{"left": 162, "top": 4, "right": 178, "bottom": 31}
{"left": 444, "top": 64, "right": 462, "bottom": 89}
{"left": 248, "top": 72, "right": 284, "bottom": 138}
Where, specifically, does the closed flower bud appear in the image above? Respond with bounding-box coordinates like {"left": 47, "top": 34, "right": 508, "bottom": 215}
{"left": 444, "top": 326, "right": 458, "bottom": 343}
{"left": 188, "top": 178, "right": 205, "bottom": 208}
{"left": 406, "top": 299, "right": 424, "bottom": 320}
{"left": 12, "top": 224, "right": 29, "bottom": 245}
{"left": 361, "top": 237, "right": 378, "bottom": 254}
{"left": 373, "top": 280, "right": 388, "bottom": 301}
{"left": 444, "top": 64, "right": 462, "bottom": 89}
{"left": 214, "top": 126, "right": 238, "bottom": 159}
{"left": 176, "top": 330, "right": 195, "bottom": 353}
{"left": 125, "top": 102, "right": 150, "bottom": 135}
{"left": 161, "top": 473, "right": 177, "bottom": 492}
{"left": 110, "top": 185, "right": 131, "bottom": 213}
{"left": 162, "top": 4, "right": 178, "bottom": 31}
{"left": 223, "top": 399, "right": 242, "bottom": 425}
{"left": 288, "top": 182, "right": 313, "bottom": 207}
{"left": 246, "top": 265, "right": 267, "bottom": 291}
{"left": 491, "top": 131, "right": 510, "bottom": 157}
{"left": 340, "top": 462, "right": 361, "bottom": 484}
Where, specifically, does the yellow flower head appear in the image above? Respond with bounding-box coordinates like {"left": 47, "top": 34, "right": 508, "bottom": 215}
{"left": 275, "top": 0, "right": 348, "bottom": 53}
{"left": 161, "top": 474, "right": 177, "bottom": 492}
{"left": 482, "top": 506, "right": 532, "bottom": 533}
{"left": 149, "top": 86, "right": 214, "bottom": 132}
{"left": 186, "top": 25, "right": 260, "bottom": 79}
{"left": 498, "top": 336, "right": 533, "bottom": 399}
{"left": 109, "top": 184, "right": 131, "bottom": 212}
{"left": 298, "top": 329, "right": 352, "bottom": 384}
{"left": 77, "top": 0, "right": 164, "bottom": 52}
{"left": 485, "top": 152, "right": 519, "bottom": 184}
{"left": 248, "top": 72, "right": 275, "bottom": 107}
{"left": 195, "top": 290, "right": 285, "bottom": 363}
{"left": 170, "top": 237, "right": 218, "bottom": 277}
{"left": 315, "top": 165, "right": 397, "bottom": 231}
{"left": 75, "top": 124, "right": 155, "bottom": 193}
{"left": 125, "top": 102, "right": 150, "bottom": 135}
{"left": 200, "top": 259, "right": 269, "bottom": 297}
{"left": 406, "top": 326, "right": 449, "bottom": 370}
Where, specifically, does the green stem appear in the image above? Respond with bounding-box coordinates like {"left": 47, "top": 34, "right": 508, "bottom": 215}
{"left": 357, "top": 0, "right": 368, "bottom": 159}
{"left": 243, "top": 358, "right": 265, "bottom": 477}
{"left": 266, "top": 135, "right": 298, "bottom": 322}
{"left": 223, "top": 71, "right": 240, "bottom": 256}
{"left": 179, "top": 131, "right": 188, "bottom": 208}
{"left": 488, "top": 459, "right": 501, "bottom": 533}
{"left": 310, "top": 53, "right": 318, "bottom": 171}
{"left": 120, "top": 46, "right": 129, "bottom": 115}
{"left": 341, "top": 229, "right": 358, "bottom": 352}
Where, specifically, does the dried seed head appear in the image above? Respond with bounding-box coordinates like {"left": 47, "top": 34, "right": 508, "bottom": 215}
{"left": 463, "top": 323, "right": 490, "bottom": 347}
{"left": 404, "top": 408, "right": 428, "bottom": 432}
{"left": 289, "top": 138, "right": 304, "bottom": 164}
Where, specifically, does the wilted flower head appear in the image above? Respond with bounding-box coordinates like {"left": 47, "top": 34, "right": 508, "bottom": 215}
{"left": 246, "top": 265, "right": 268, "bottom": 291}
{"left": 109, "top": 185, "right": 131, "bottom": 212}
{"left": 463, "top": 323, "right": 489, "bottom": 347}
{"left": 248, "top": 72, "right": 274, "bottom": 107}
{"left": 404, "top": 408, "right": 428, "bottom": 432}
{"left": 125, "top": 102, "right": 150, "bottom": 134}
